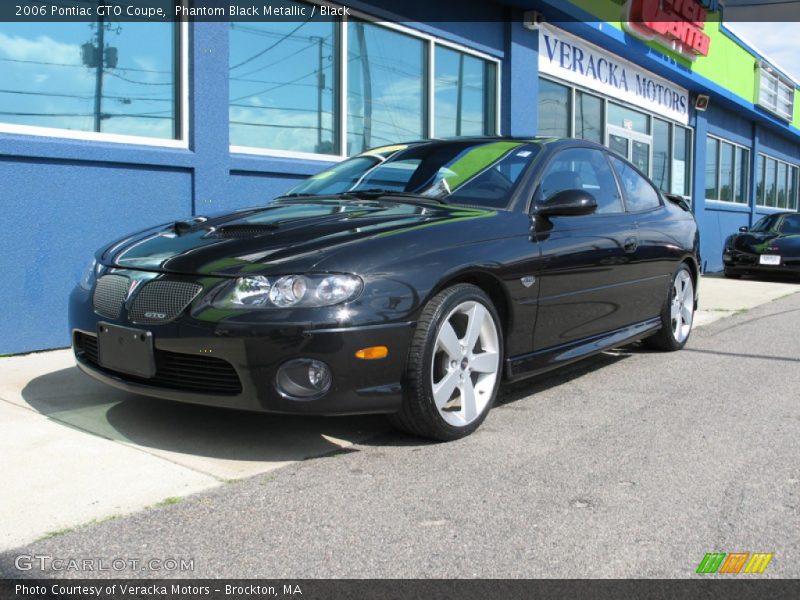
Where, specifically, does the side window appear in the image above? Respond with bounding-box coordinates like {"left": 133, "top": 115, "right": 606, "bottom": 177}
{"left": 610, "top": 156, "right": 662, "bottom": 211}
{"left": 538, "top": 148, "right": 624, "bottom": 214}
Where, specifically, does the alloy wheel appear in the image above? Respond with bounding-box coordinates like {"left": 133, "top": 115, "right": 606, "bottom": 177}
{"left": 430, "top": 300, "right": 500, "bottom": 427}
{"left": 670, "top": 270, "right": 694, "bottom": 343}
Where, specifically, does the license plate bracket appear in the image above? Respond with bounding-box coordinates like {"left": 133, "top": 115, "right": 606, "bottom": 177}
{"left": 97, "top": 322, "right": 156, "bottom": 378}
{"left": 759, "top": 254, "right": 781, "bottom": 266}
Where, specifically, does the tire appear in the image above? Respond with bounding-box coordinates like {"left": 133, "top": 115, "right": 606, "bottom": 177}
{"left": 642, "top": 263, "right": 695, "bottom": 351}
{"left": 724, "top": 269, "right": 742, "bottom": 279}
{"left": 388, "top": 284, "right": 503, "bottom": 441}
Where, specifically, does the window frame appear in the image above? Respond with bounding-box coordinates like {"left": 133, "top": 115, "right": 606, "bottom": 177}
{"left": 756, "top": 62, "right": 795, "bottom": 122}
{"left": 229, "top": 2, "right": 502, "bottom": 161}
{"left": 756, "top": 151, "right": 800, "bottom": 211}
{"left": 0, "top": 20, "right": 189, "bottom": 148}
{"left": 704, "top": 134, "right": 750, "bottom": 205}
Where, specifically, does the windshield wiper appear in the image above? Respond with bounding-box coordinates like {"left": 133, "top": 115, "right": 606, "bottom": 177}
{"left": 275, "top": 192, "right": 317, "bottom": 199}
{"left": 336, "top": 189, "right": 449, "bottom": 204}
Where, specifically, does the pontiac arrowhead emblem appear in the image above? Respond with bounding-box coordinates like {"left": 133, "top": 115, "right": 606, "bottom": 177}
{"left": 521, "top": 275, "right": 536, "bottom": 288}
{"left": 125, "top": 279, "right": 141, "bottom": 300}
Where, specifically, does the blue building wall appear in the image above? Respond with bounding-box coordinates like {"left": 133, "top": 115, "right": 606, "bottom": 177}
{"left": 1, "top": 3, "right": 799, "bottom": 353}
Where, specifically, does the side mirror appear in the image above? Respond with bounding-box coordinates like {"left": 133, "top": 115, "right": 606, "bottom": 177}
{"left": 739, "top": 226, "right": 749, "bottom": 233}
{"left": 536, "top": 189, "right": 597, "bottom": 217}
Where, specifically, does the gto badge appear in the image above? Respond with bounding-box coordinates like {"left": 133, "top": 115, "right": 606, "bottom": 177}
{"left": 144, "top": 311, "right": 167, "bottom": 320}
{"left": 520, "top": 275, "right": 536, "bottom": 288}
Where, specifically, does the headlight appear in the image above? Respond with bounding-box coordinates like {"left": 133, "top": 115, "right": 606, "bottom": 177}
{"left": 79, "top": 259, "right": 98, "bottom": 290}
{"left": 212, "top": 274, "right": 363, "bottom": 309}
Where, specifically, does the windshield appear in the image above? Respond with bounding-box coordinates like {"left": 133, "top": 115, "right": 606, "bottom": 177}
{"left": 287, "top": 140, "right": 541, "bottom": 209}
{"left": 750, "top": 214, "right": 781, "bottom": 232}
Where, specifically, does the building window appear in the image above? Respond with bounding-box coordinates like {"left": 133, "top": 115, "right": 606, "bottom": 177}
{"left": 537, "top": 78, "right": 570, "bottom": 137}
{"left": 229, "top": 17, "right": 339, "bottom": 154}
{"left": 607, "top": 102, "right": 649, "bottom": 134}
{"left": 348, "top": 20, "right": 426, "bottom": 153}
{"left": 0, "top": 21, "right": 181, "bottom": 140}
{"left": 756, "top": 62, "right": 794, "bottom": 122}
{"left": 574, "top": 91, "right": 603, "bottom": 144}
{"left": 734, "top": 146, "right": 749, "bottom": 204}
{"left": 652, "top": 118, "right": 670, "bottom": 192}
{"left": 705, "top": 137, "right": 718, "bottom": 200}
{"left": 765, "top": 158, "right": 777, "bottom": 206}
{"left": 230, "top": 5, "right": 499, "bottom": 157}
{"left": 435, "top": 45, "right": 497, "bottom": 137}
{"left": 757, "top": 153, "right": 799, "bottom": 210}
{"left": 672, "top": 125, "right": 691, "bottom": 197}
{"left": 705, "top": 135, "right": 749, "bottom": 204}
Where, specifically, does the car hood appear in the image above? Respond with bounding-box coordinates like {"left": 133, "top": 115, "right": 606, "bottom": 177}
{"left": 100, "top": 198, "right": 495, "bottom": 277}
{"left": 732, "top": 231, "right": 800, "bottom": 254}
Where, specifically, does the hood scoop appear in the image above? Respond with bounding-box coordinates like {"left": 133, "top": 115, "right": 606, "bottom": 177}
{"left": 207, "top": 223, "right": 280, "bottom": 239}
{"left": 174, "top": 216, "right": 208, "bottom": 234}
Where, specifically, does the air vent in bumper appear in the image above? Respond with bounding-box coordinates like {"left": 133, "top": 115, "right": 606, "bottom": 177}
{"left": 74, "top": 332, "right": 242, "bottom": 395}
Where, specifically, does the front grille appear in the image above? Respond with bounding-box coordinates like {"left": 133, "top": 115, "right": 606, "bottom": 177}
{"left": 128, "top": 280, "right": 203, "bottom": 324}
{"left": 74, "top": 332, "right": 242, "bottom": 395}
{"left": 93, "top": 274, "right": 129, "bottom": 319}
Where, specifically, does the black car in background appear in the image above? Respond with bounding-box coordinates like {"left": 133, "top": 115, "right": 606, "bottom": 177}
{"left": 70, "top": 138, "right": 700, "bottom": 441}
{"left": 723, "top": 212, "right": 800, "bottom": 279}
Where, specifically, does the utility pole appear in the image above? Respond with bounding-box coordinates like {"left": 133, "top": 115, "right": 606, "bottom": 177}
{"left": 455, "top": 53, "right": 464, "bottom": 137}
{"left": 93, "top": 13, "right": 105, "bottom": 132}
{"left": 355, "top": 23, "right": 372, "bottom": 152}
{"left": 315, "top": 36, "right": 324, "bottom": 150}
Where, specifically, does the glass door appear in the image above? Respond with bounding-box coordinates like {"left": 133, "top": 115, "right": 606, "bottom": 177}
{"left": 607, "top": 125, "right": 652, "bottom": 177}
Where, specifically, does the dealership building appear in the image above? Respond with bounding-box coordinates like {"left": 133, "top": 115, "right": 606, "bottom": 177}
{"left": 1, "top": 0, "right": 799, "bottom": 353}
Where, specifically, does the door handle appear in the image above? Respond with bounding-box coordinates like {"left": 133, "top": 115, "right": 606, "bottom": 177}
{"left": 623, "top": 236, "right": 638, "bottom": 253}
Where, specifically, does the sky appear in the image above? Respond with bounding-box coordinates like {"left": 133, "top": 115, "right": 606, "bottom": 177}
{"left": 726, "top": 22, "right": 800, "bottom": 82}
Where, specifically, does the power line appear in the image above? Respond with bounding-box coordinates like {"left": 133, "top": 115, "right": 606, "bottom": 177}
{"left": 0, "top": 88, "right": 172, "bottom": 102}
{"left": 231, "top": 23, "right": 333, "bottom": 46}
{"left": 230, "top": 120, "right": 333, "bottom": 132}
{"left": 104, "top": 71, "right": 173, "bottom": 86}
{"left": 230, "top": 20, "right": 311, "bottom": 71}
{"left": 232, "top": 41, "right": 318, "bottom": 80}
{"left": 0, "top": 56, "right": 171, "bottom": 74}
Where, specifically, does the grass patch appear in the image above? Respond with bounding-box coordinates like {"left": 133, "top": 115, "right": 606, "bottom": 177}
{"left": 155, "top": 496, "right": 183, "bottom": 508}
{"left": 92, "top": 514, "right": 119, "bottom": 525}
{"left": 38, "top": 526, "right": 75, "bottom": 540}
{"left": 36, "top": 513, "right": 121, "bottom": 541}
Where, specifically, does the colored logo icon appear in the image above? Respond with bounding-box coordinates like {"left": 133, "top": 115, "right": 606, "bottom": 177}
{"left": 696, "top": 552, "right": 773, "bottom": 574}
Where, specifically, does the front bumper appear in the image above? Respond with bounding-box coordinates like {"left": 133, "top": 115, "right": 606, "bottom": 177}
{"left": 723, "top": 249, "right": 800, "bottom": 276}
{"left": 69, "top": 284, "right": 414, "bottom": 416}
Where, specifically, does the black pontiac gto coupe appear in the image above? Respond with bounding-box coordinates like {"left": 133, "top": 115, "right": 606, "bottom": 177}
{"left": 71, "top": 138, "right": 699, "bottom": 440}
{"left": 723, "top": 212, "right": 800, "bottom": 279}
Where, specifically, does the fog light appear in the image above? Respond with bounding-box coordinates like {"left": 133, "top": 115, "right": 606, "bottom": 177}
{"left": 276, "top": 358, "right": 332, "bottom": 400}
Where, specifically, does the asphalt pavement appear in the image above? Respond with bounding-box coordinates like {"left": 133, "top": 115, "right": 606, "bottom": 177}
{"left": 2, "top": 289, "right": 798, "bottom": 578}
